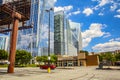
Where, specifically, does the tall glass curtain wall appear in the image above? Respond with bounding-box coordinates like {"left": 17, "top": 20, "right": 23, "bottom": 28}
{"left": 54, "top": 14, "right": 65, "bottom": 55}
{"left": 0, "top": 36, "right": 9, "bottom": 51}
{"left": 54, "top": 12, "right": 81, "bottom": 56}
{"left": 16, "top": 0, "right": 54, "bottom": 56}
{"left": 69, "top": 21, "right": 81, "bottom": 52}
{"left": 68, "top": 21, "right": 81, "bottom": 55}
{"left": 17, "top": 0, "right": 54, "bottom": 56}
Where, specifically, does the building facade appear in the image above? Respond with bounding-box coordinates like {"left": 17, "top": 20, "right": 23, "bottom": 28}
{"left": 15, "top": 0, "right": 54, "bottom": 56}
{"left": 0, "top": 36, "right": 9, "bottom": 51}
{"left": 54, "top": 12, "right": 82, "bottom": 56}
{"left": 54, "top": 14, "right": 65, "bottom": 55}
{"left": 0, "top": 0, "right": 54, "bottom": 56}
{"left": 66, "top": 20, "right": 82, "bottom": 56}
{"left": 56, "top": 52, "right": 99, "bottom": 67}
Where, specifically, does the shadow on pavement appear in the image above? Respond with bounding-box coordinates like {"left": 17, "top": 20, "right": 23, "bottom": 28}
{"left": 96, "top": 67, "right": 120, "bottom": 70}
{"left": 0, "top": 69, "right": 8, "bottom": 75}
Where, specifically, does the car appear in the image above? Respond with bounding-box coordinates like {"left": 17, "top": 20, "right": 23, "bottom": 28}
{"left": 40, "top": 64, "right": 56, "bottom": 70}
{"left": 0, "top": 61, "right": 9, "bottom": 65}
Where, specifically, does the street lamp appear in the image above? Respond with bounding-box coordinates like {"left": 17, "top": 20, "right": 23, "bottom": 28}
{"left": 45, "top": 8, "right": 53, "bottom": 73}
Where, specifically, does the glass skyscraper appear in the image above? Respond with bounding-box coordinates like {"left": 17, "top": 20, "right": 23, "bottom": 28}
{"left": 54, "top": 12, "right": 82, "bottom": 56}
{"left": 54, "top": 13, "right": 65, "bottom": 55}
{"left": 0, "top": 0, "right": 54, "bottom": 56}
{"left": 67, "top": 20, "right": 82, "bottom": 56}
{"left": 16, "top": 0, "right": 54, "bottom": 56}
{"left": 0, "top": 36, "right": 9, "bottom": 51}
{"left": 1, "top": 0, "right": 82, "bottom": 57}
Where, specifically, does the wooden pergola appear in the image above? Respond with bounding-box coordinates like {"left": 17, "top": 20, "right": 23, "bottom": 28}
{"left": 0, "top": 0, "right": 32, "bottom": 73}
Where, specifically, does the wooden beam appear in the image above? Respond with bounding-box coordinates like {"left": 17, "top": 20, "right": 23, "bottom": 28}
{"left": 7, "top": 17, "right": 19, "bottom": 73}
{"left": 0, "top": 26, "right": 33, "bottom": 33}
{"left": 7, "top": 12, "right": 21, "bottom": 73}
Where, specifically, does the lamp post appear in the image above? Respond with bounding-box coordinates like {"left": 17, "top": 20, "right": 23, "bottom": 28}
{"left": 45, "top": 8, "right": 53, "bottom": 73}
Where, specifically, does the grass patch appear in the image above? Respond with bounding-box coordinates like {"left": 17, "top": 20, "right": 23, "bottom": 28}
{"left": 15, "top": 64, "right": 37, "bottom": 67}
{"left": 0, "top": 64, "right": 8, "bottom": 67}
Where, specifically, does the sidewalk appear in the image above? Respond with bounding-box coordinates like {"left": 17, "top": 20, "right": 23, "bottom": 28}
{"left": 0, "top": 66, "right": 120, "bottom": 80}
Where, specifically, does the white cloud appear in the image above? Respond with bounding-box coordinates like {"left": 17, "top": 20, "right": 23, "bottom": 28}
{"left": 98, "top": 12, "right": 104, "bottom": 16}
{"left": 103, "top": 32, "right": 111, "bottom": 38}
{"left": 82, "top": 38, "right": 92, "bottom": 48}
{"left": 41, "top": 24, "right": 48, "bottom": 40}
{"left": 109, "top": 38, "right": 120, "bottom": 42}
{"left": 83, "top": 8, "right": 93, "bottom": 16}
{"left": 54, "top": 0, "right": 57, "bottom": 3}
{"left": 117, "top": 9, "right": 120, "bottom": 13}
{"left": 114, "top": 9, "right": 120, "bottom": 18}
{"left": 92, "top": 41, "right": 120, "bottom": 52}
{"left": 115, "top": 38, "right": 120, "bottom": 41}
{"left": 110, "top": 4, "right": 117, "bottom": 11}
{"left": 99, "top": 0, "right": 109, "bottom": 7}
{"left": 17, "top": 33, "right": 37, "bottom": 48}
{"left": 54, "top": 7, "right": 64, "bottom": 12}
{"left": 92, "top": 0, "right": 118, "bottom": 12}
{"left": 69, "top": 20, "right": 81, "bottom": 30}
{"left": 92, "top": 0, "right": 109, "bottom": 10}
{"left": 72, "top": 10, "right": 80, "bottom": 15}
{"left": 40, "top": 24, "right": 54, "bottom": 48}
{"left": 114, "top": 15, "right": 120, "bottom": 18}
{"left": 82, "top": 23, "right": 106, "bottom": 48}
{"left": 67, "top": 9, "right": 80, "bottom": 17}
{"left": 54, "top": 5, "right": 73, "bottom": 12}
{"left": 45, "top": 0, "right": 54, "bottom": 8}
{"left": 109, "top": 39, "right": 114, "bottom": 42}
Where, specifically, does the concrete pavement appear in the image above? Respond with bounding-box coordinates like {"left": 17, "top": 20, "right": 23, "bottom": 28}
{"left": 0, "top": 66, "right": 120, "bottom": 80}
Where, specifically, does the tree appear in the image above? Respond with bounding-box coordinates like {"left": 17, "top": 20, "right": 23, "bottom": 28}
{"left": 80, "top": 50, "right": 89, "bottom": 56}
{"left": 98, "top": 54, "right": 103, "bottom": 62}
{"left": 98, "top": 52, "right": 116, "bottom": 67}
{"left": 15, "top": 50, "right": 32, "bottom": 66}
{"left": 36, "top": 55, "right": 58, "bottom": 64}
{"left": 99, "top": 52, "right": 115, "bottom": 61}
{"left": 36, "top": 56, "right": 48, "bottom": 63}
{"left": 50, "top": 54, "right": 57, "bottom": 63}
{"left": 0, "top": 49, "right": 8, "bottom": 60}
{"left": 115, "top": 53, "right": 120, "bottom": 61}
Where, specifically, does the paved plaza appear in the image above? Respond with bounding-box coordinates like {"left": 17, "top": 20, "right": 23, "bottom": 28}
{"left": 0, "top": 66, "right": 120, "bottom": 80}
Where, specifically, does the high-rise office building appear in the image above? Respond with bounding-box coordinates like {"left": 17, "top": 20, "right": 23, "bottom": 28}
{"left": 54, "top": 12, "right": 82, "bottom": 56}
{"left": 17, "top": 0, "right": 54, "bottom": 56}
{"left": 0, "top": 0, "right": 54, "bottom": 56}
{"left": 54, "top": 13, "right": 65, "bottom": 55}
{"left": 66, "top": 20, "right": 82, "bottom": 56}
{"left": 0, "top": 35, "right": 9, "bottom": 51}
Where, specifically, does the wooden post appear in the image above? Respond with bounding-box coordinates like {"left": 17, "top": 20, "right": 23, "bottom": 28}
{"left": 8, "top": 12, "right": 21, "bottom": 73}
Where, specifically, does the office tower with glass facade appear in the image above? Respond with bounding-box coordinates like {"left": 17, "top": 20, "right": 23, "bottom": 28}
{"left": 54, "top": 12, "right": 82, "bottom": 56}
{"left": 66, "top": 20, "right": 82, "bottom": 56}
{"left": 0, "top": 0, "right": 54, "bottom": 56}
{"left": 0, "top": 36, "right": 9, "bottom": 51}
{"left": 17, "top": 0, "right": 54, "bottom": 56}
{"left": 54, "top": 13, "right": 65, "bottom": 55}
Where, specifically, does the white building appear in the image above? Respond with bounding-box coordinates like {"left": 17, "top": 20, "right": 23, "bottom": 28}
{"left": 0, "top": 35, "right": 9, "bottom": 51}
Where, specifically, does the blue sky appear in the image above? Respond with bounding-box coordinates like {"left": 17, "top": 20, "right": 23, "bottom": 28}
{"left": 54, "top": 0, "right": 120, "bottom": 52}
